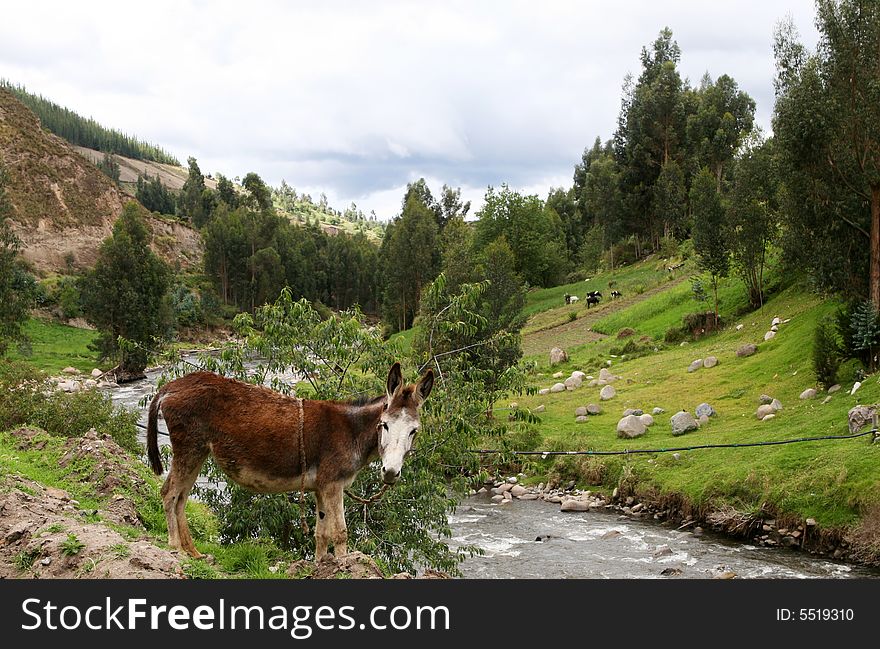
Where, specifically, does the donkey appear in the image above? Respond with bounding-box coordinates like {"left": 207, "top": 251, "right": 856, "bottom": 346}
{"left": 146, "top": 362, "right": 434, "bottom": 559}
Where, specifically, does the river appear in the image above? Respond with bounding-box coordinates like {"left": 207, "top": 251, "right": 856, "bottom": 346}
{"left": 108, "top": 368, "right": 879, "bottom": 579}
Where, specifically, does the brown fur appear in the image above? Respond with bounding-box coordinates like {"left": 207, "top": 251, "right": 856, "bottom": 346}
{"left": 147, "top": 364, "right": 432, "bottom": 558}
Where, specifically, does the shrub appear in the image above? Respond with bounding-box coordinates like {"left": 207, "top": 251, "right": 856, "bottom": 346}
{"left": 0, "top": 361, "right": 139, "bottom": 453}
{"left": 602, "top": 237, "right": 639, "bottom": 269}
{"left": 813, "top": 316, "right": 842, "bottom": 389}
{"left": 836, "top": 302, "right": 880, "bottom": 372}
{"left": 682, "top": 312, "right": 723, "bottom": 338}
{"left": 567, "top": 311, "right": 578, "bottom": 322}
{"left": 664, "top": 326, "right": 688, "bottom": 344}
{"left": 60, "top": 533, "right": 85, "bottom": 556}
{"left": 658, "top": 236, "right": 679, "bottom": 259}
{"left": 547, "top": 456, "right": 606, "bottom": 489}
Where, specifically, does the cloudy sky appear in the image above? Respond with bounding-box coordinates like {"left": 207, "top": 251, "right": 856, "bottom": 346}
{"left": 1, "top": 1, "right": 819, "bottom": 219}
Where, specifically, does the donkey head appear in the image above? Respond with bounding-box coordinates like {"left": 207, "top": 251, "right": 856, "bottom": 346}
{"left": 378, "top": 362, "right": 434, "bottom": 484}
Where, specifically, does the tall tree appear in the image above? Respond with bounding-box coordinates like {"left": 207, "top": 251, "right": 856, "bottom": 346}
{"left": 546, "top": 186, "right": 580, "bottom": 264}
{"left": 774, "top": 2, "right": 880, "bottom": 306}
{"left": 474, "top": 185, "right": 565, "bottom": 287}
{"left": 136, "top": 174, "right": 176, "bottom": 215}
{"left": 687, "top": 74, "right": 756, "bottom": 189}
{"left": 438, "top": 184, "right": 470, "bottom": 231}
{"left": 727, "top": 137, "right": 779, "bottom": 308}
{"left": 439, "top": 214, "right": 475, "bottom": 293}
{"left": 690, "top": 167, "right": 729, "bottom": 325}
{"left": 615, "top": 28, "right": 690, "bottom": 252}
{"left": 0, "top": 166, "right": 35, "bottom": 355}
{"left": 215, "top": 173, "right": 239, "bottom": 208}
{"left": 80, "top": 203, "right": 171, "bottom": 379}
{"left": 653, "top": 159, "right": 687, "bottom": 240}
{"left": 381, "top": 193, "right": 439, "bottom": 332}
{"left": 180, "top": 157, "right": 207, "bottom": 226}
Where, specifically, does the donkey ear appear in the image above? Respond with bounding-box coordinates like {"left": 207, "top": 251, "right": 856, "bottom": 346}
{"left": 386, "top": 362, "right": 403, "bottom": 397}
{"left": 416, "top": 369, "right": 434, "bottom": 403}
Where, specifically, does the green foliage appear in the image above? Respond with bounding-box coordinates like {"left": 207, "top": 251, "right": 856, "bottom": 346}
{"left": 0, "top": 80, "right": 180, "bottom": 165}
{"left": 474, "top": 185, "right": 566, "bottom": 288}
{"left": 690, "top": 167, "right": 729, "bottom": 323}
{"left": 380, "top": 192, "right": 439, "bottom": 332}
{"left": 690, "top": 275, "right": 708, "bottom": 304}
{"left": 653, "top": 160, "right": 687, "bottom": 238}
{"left": 169, "top": 284, "right": 204, "bottom": 329}
{"left": 414, "top": 260, "right": 527, "bottom": 411}
{"left": 727, "top": 138, "right": 779, "bottom": 308}
{"left": 37, "top": 275, "right": 82, "bottom": 320}
{"left": 578, "top": 223, "right": 606, "bottom": 274}
{"left": 204, "top": 197, "right": 380, "bottom": 316}
{"left": 181, "top": 558, "right": 219, "bottom": 579}
{"left": 13, "top": 548, "right": 41, "bottom": 570}
{"left": 60, "top": 533, "right": 85, "bottom": 556}
{"left": 0, "top": 361, "right": 139, "bottom": 452}
{"left": 180, "top": 157, "right": 207, "bottom": 226}
{"left": 158, "top": 287, "right": 526, "bottom": 574}
{"left": 109, "top": 543, "right": 130, "bottom": 559}
{"left": 686, "top": 73, "right": 756, "bottom": 186}
{"left": 0, "top": 165, "right": 37, "bottom": 356}
{"left": 840, "top": 301, "right": 880, "bottom": 372}
{"left": 96, "top": 153, "right": 120, "bottom": 183}
{"left": 773, "top": 2, "right": 880, "bottom": 302}
{"left": 136, "top": 174, "right": 176, "bottom": 215}
{"left": 546, "top": 186, "right": 581, "bottom": 264}
{"left": 79, "top": 203, "right": 172, "bottom": 374}
{"left": 813, "top": 316, "right": 842, "bottom": 389}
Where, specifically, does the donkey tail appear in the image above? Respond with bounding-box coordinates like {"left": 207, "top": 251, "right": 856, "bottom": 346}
{"left": 147, "top": 389, "right": 164, "bottom": 475}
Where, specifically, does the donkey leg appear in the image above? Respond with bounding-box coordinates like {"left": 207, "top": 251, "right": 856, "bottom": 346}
{"left": 313, "top": 489, "right": 331, "bottom": 560}
{"left": 324, "top": 484, "right": 348, "bottom": 556}
{"left": 162, "top": 449, "right": 207, "bottom": 557}
{"left": 173, "top": 456, "right": 206, "bottom": 558}
{"left": 160, "top": 474, "right": 181, "bottom": 551}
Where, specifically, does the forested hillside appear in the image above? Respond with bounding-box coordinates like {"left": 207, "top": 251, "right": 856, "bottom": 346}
{"left": 0, "top": 80, "right": 179, "bottom": 165}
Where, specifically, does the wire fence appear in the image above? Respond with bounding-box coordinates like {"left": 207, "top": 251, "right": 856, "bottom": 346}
{"left": 466, "top": 428, "right": 879, "bottom": 457}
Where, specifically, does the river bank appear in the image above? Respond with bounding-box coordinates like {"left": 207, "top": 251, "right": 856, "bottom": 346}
{"left": 466, "top": 473, "right": 880, "bottom": 572}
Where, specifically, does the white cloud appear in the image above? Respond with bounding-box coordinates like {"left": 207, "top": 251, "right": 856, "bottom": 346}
{"left": 0, "top": 0, "right": 820, "bottom": 219}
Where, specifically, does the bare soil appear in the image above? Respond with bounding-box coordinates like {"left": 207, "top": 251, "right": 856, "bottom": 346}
{"left": 0, "top": 474, "right": 184, "bottom": 579}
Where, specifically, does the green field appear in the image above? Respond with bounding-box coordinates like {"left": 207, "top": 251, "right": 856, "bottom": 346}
{"left": 514, "top": 278, "right": 879, "bottom": 537}
{"left": 7, "top": 318, "right": 101, "bottom": 373}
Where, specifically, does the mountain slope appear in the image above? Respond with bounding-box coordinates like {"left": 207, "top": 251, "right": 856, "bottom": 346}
{"left": 0, "top": 88, "right": 201, "bottom": 274}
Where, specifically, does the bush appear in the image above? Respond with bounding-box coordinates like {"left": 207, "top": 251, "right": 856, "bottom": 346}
{"left": 547, "top": 456, "right": 606, "bottom": 489}
{"left": 813, "top": 316, "right": 842, "bottom": 389}
{"left": 682, "top": 312, "right": 723, "bottom": 338}
{"left": 0, "top": 361, "right": 139, "bottom": 453}
{"left": 170, "top": 284, "right": 204, "bottom": 328}
{"left": 664, "top": 326, "right": 688, "bottom": 344}
{"left": 567, "top": 311, "right": 578, "bottom": 322}
{"left": 658, "top": 236, "right": 679, "bottom": 259}
{"left": 836, "top": 302, "right": 880, "bottom": 371}
{"left": 602, "top": 237, "right": 639, "bottom": 269}
{"left": 36, "top": 275, "right": 82, "bottom": 319}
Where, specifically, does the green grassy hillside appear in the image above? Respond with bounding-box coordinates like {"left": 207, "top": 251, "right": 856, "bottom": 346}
{"left": 7, "top": 318, "right": 100, "bottom": 373}
{"left": 514, "top": 273, "right": 879, "bottom": 545}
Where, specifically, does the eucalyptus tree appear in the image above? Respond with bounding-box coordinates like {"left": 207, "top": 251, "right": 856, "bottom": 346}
{"left": 774, "top": 1, "right": 880, "bottom": 306}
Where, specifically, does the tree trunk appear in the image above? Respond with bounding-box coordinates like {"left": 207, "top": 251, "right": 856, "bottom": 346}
{"left": 712, "top": 276, "right": 719, "bottom": 328}
{"left": 871, "top": 185, "right": 880, "bottom": 309}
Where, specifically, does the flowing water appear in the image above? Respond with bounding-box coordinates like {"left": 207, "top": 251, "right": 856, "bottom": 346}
{"left": 447, "top": 495, "right": 879, "bottom": 579}
{"left": 110, "top": 368, "right": 879, "bottom": 579}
